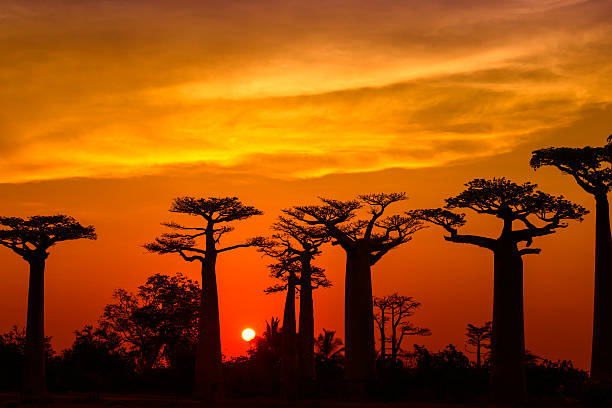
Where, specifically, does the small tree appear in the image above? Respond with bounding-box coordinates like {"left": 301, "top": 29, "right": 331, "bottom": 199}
{"left": 287, "top": 193, "right": 424, "bottom": 396}
{"left": 411, "top": 178, "right": 587, "bottom": 404}
{"left": 99, "top": 273, "right": 200, "bottom": 373}
{"left": 531, "top": 139, "right": 612, "bottom": 382}
{"left": 466, "top": 321, "right": 492, "bottom": 369}
{"left": 373, "top": 294, "right": 430, "bottom": 369}
{"left": 144, "top": 196, "right": 262, "bottom": 400}
{"left": 0, "top": 215, "right": 96, "bottom": 400}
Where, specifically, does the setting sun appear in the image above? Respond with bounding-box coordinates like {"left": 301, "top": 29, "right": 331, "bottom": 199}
{"left": 242, "top": 328, "right": 256, "bottom": 342}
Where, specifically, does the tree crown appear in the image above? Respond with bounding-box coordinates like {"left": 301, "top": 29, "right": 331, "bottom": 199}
{"left": 144, "top": 196, "right": 263, "bottom": 262}
{"left": 263, "top": 260, "right": 331, "bottom": 294}
{"left": 0, "top": 215, "right": 96, "bottom": 259}
{"left": 170, "top": 196, "right": 262, "bottom": 222}
{"left": 531, "top": 140, "right": 612, "bottom": 196}
{"left": 286, "top": 193, "right": 424, "bottom": 264}
{"left": 410, "top": 178, "right": 588, "bottom": 253}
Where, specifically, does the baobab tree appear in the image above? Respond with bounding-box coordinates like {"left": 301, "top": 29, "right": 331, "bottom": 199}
{"left": 373, "top": 293, "right": 430, "bottom": 368}
{"left": 466, "top": 321, "right": 492, "bottom": 369}
{"left": 144, "top": 196, "right": 263, "bottom": 400}
{"left": 258, "top": 215, "right": 331, "bottom": 393}
{"left": 261, "top": 261, "right": 331, "bottom": 397}
{"left": 410, "top": 178, "right": 587, "bottom": 404}
{"left": 287, "top": 193, "right": 424, "bottom": 395}
{"left": 531, "top": 139, "right": 612, "bottom": 382}
{"left": 0, "top": 215, "right": 96, "bottom": 400}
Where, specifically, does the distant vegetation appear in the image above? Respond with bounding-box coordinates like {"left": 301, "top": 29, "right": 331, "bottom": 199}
{"left": 2, "top": 136, "right": 612, "bottom": 406}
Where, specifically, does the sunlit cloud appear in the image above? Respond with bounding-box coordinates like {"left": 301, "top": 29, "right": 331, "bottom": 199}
{"left": 0, "top": 0, "right": 611, "bottom": 183}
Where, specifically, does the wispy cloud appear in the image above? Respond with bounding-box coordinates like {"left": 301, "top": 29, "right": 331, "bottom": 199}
{"left": 0, "top": 0, "right": 610, "bottom": 183}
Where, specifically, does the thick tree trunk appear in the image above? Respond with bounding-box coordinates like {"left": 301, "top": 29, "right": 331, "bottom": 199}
{"left": 281, "top": 279, "right": 298, "bottom": 399}
{"left": 490, "top": 245, "right": 527, "bottom": 405}
{"left": 476, "top": 341, "right": 481, "bottom": 369}
{"left": 344, "top": 247, "right": 376, "bottom": 398}
{"left": 194, "top": 255, "right": 223, "bottom": 401}
{"left": 591, "top": 195, "right": 612, "bottom": 382}
{"left": 298, "top": 259, "right": 315, "bottom": 393}
{"left": 22, "top": 257, "right": 46, "bottom": 400}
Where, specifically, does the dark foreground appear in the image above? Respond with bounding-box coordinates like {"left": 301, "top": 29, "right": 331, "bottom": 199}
{"left": 0, "top": 393, "right": 582, "bottom": 408}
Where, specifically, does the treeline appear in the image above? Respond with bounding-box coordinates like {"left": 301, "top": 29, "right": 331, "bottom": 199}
{"left": 2, "top": 137, "right": 612, "bottom": 406}
{"left": 0, "top": 272, "right": 590, "bottom": 405}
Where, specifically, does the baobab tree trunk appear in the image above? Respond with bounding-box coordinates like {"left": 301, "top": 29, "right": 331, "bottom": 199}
{"left": 378, "top": 310, "right": 386, "bottom": 366}
{"left": 22, "top": 257, "right": 46, "bottom": 400}
{"left": 391, "top": 319, "right": 398, "bottom": 367}
{"left": 591, "top": 195, "right": 612, "bottom": 382}
{"left": 344, "top": 247, "right": 376, "bottom": 398}
{"left": 298, "top": 260, "right": 315, "bottom": 394}
{"left": 281, "top": 278, "right": 298, "bottom": 399}
{"left": 490, "top": 245, "right": 527, "bottom": 405}
{"left": 194, "top": 254, "right": 223, "bottom": 401}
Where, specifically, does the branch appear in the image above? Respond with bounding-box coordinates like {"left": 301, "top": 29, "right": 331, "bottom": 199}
{"left": 444, "top": 233, "right": 496, "bottom": 250}
{"left": 217, "top": 237, "right": 266, "bottom": 253}
{"left": 518, "top": 248, "right": 541, "bottom": 256}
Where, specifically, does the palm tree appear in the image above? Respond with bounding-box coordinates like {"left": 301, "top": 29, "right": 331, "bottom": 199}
{"left": 315, "top": 329, "right": 345, "bottom": 367}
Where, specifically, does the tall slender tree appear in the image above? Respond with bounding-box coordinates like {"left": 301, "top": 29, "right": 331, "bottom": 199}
{"left": 531, "top": 140, "right": 612, "bottom": 382}
{"left": 287, "top": 193, "right": 424, "bottom": 396}
{"left": 410, "top": 178, "right": 587, "bottom": 405}
{"left": 261, "top": 260, "right": 331, "bottom": 397}
{"left": 466, "top": 321, "right": 492, "bottom": 369}
{"left": 144, "top": 196, "right": 263, "bottom": 401}
{"left": 258, "top": 215, "right": 331, "bottom": 394}
{"left": 0, "top": 215, "right": 96, "bottom": 400}
{"left": 263, "top": 261, "right": 300, "bottom": 399}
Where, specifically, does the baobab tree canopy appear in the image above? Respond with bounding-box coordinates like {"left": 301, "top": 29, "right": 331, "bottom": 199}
{"left": 263, "top": 262, "right": 331, "bottom": 294}
{"left": 531, "top": 144, "right": 612, "bottom": 196}
{"left": 411, "top": 178, "right": 588, "bottom": 252}
{"left": 0, "top": 215, "right": 96, "bottom": 258}
{"left": 144, "top": 196, "right": 264, "bottom": 260}
{"left": 287, "top": 193, "right": 424, "bottom": 264}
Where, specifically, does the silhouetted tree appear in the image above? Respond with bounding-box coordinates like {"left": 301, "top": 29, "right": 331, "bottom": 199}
{"left": 411, "top": 178, "right": 587, "bottom": 404}
{"left": 59, "top": 325, "right": 131, "bottom": 392}
{"left": 248, "top": 317, "right": 282, "bottom": 374}
{"left": 314, "top": 329, "right": 345, "bottom": 368}
{"left": 0, "top": 327, "right": 54, "bottom": 392}
{"left": 144, "top": 197, "right": 263, "bottom": 400}
{"left": 260, "top": 259, "right": 331, "bottom": 398}
{"left": 0, "top": 215, "right": 96, "bottom": 400}
{"left": 373, "top": 294, "right": 430, "bottom": 368}
{"left": 257, "top": 215, "right": 331, "bottom": 394}
{"left": 466, "top": 322, "right": 491, "bottom": 369}
{"left": 287, "top": 193, "right": 424, "bottom": 396}
{"left": 531, "top": 139, "right": 612, "bottom": 382}
{"left": 99, "top": 273, "right": 200, "bottom": 373}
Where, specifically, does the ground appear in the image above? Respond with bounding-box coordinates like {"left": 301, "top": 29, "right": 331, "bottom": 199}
{"left": 0, "top": 393, "right": 577, "bottom": 408}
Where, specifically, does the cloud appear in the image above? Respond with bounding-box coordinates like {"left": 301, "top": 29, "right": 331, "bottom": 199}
{"left": 0, "top": 0, "right": 610, "bottom": 183}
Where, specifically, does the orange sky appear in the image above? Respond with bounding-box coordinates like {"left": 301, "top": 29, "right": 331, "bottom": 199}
{"left": 1, "top": 0, "right": 611, "bottom": 368}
